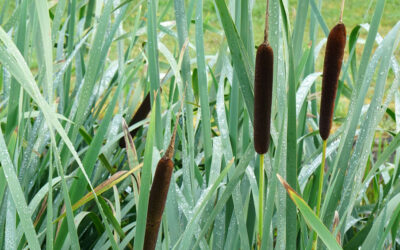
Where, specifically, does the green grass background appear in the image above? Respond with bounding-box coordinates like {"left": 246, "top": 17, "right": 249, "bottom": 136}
{"left": 152, "top": 0, "right": 400, "bottom": 132}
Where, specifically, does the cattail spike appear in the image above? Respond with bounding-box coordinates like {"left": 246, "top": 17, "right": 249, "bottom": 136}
{"left": 143, "top": 158, "right": 174, "bottom": 250}
{"left": 254, "top": 43, "right": 274, "bottom": 154}
{"left": 319, "top": 23, "right": 346, "bottom": 141}
{"left": 119, "top": 93, "right": 151, "bottom": 148}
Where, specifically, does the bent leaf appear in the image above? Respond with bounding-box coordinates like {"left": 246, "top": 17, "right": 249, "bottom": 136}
{"left": 277, "top": 174, "right": 342, "bottom": 250}
{"left": 54, "top": 164, "right": 142, "bottom": 223}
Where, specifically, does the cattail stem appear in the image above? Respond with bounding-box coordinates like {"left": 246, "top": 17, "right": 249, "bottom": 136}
{"left": 258, "top": 154, "right": 265, "bottom": 249}
{"left": 316, "top": 140, "right": 327, "bottom": 217}
{"left": 339, "top": 0, "right": 346, "bottom": 23}
{"left": 312, "top": 139, "right": 327, "bottom": 250}
{"left": 264, "top": 0, "right": 270, "bottom": 43}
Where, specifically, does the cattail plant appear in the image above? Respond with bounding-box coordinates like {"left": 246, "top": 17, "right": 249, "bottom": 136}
{"left": 143, "top": 115, "right": 178, "bottom": 250}
{"left": 119, "top": 92, "right": 151, "bottom": 148}
{"left": 314, "top": 0, "right": 346, "bottom": 248}
{"left": 253, "top": 0, "right": 273, "bottom": 247}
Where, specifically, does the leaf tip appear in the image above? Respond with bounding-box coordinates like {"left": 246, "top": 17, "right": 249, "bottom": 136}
{"left": 276, "top": 174, "right": 296, "bottom": 196}
{"left": 122, "top": 118, "right": 135, "bottom": 151}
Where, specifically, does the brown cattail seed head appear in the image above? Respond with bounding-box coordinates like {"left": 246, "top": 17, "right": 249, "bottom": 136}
{"left": 144, "top": 158, "right": 174, "bottom": 250}
{"left": 119, "top": 93, "right": 151, "bottom": 148}
{"left": 319, "top": 23, "right": 346, "bottom": 141}
{"left": 254, "top": 43, "right": 274, "bottom": 154}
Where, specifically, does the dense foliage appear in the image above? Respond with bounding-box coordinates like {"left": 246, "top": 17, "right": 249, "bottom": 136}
{"left": 0, "top": 0, "right": 399, "bottom": 249}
